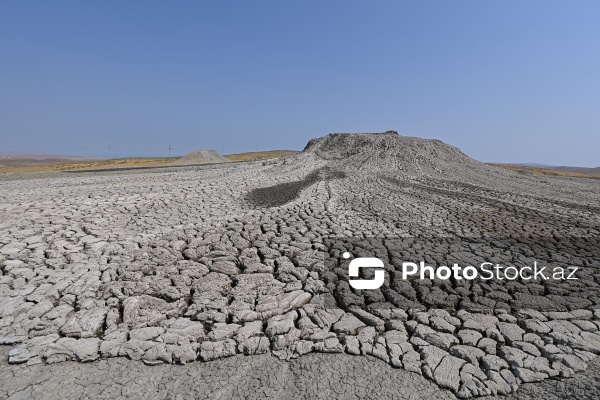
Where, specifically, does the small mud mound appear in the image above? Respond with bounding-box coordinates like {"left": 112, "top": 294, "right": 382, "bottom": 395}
{"left": 247, "top": 167, "right": 346, "bottom": 207}
{"left": 170, "top": 150, "right": 231, "bottom": 166}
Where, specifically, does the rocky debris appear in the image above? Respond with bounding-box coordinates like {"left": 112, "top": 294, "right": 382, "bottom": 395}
{"left": 1, "top": 132, "right": 600, "bottom": 398}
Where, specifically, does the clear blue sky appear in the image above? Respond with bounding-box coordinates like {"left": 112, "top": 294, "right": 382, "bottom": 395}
{"left": 1, "top": 1, "right": 599, "bottom": 166}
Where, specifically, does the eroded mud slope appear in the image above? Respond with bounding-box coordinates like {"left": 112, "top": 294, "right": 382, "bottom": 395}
{"left": 1, "top": 132, "right": 600, "bottom": 398}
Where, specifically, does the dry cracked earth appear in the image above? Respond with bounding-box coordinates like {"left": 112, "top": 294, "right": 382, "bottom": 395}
{"left": 1, "top": 132, "right": 600, "bottom": 399}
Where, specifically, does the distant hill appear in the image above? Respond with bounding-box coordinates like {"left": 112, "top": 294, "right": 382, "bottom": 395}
{"left": 169, "top": 150, "right": 230, "bottom": 166}
{"left": 0, "top": 154, "right": 104, "bottom": 168}
{"left": 492, "top": 164, "right": 600, "bottom": 179}
{"left": 549, "top": 166, "right": 600, "bottom": 175}
{"left": 500, "top": 163, "right": 600, "bottom": 176}
{"left": 0, "top": 150, "right": 298, "bottom": 173}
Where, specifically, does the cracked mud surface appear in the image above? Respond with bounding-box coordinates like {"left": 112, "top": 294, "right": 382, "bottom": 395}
{"left": 1, "top": 132, "right": 600, "bottom": 398}
{"left": 3, "top": 346, "right": 600, "bottom": 400}
{"left": 0, "top": 346, "right": 456, "bottom": 400}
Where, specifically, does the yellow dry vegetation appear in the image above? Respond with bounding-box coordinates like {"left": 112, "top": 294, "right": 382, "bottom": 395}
{"left": 224, "top": 150, "right": 298, "bottom": 162}
{"left": 491, "top": 164, "right": 600, "bottom": 180}
{"left": 0, "top": 150, "right": 297, "bottom": 173}
{"left": 0, "top": 157, "right": 181, "bottom": 173}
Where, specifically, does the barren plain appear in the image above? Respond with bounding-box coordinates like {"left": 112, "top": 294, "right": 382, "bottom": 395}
{"left": 1, "top": 132, "right": 600, "bottom": 399}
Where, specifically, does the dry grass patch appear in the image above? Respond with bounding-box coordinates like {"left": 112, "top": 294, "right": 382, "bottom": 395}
{"left": 491, "top": 164, "right": 600, "bottom": 180}
{"left": 0, "top": 157, "right": 180, "bottom": 173}
{"left": 0, "top": 150, "right": 298, "bottom": 173}
{"left": 224, "top": 150, "right": 297, "bottom": 162}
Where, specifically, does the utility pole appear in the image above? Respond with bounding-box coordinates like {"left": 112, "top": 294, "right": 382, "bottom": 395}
{"left": 107, "top": 144, "right": 110, "bottom": 159}
{"left": 221, "top": 147, "right": 224, "bottom": 155}
{"left": 168, "top": 144, "right": 172, "bottom": 160}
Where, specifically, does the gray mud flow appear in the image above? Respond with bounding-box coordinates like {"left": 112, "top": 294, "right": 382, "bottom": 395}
{"left": 2, "top": 132, "right": 600, "bottom": 399}
{"left": 247, "top": 167, "right": 346, "bottom": 207}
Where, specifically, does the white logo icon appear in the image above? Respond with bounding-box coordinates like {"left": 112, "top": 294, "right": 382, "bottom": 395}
{"left": 346, "top": 253, "right": 385, "bottom": 290}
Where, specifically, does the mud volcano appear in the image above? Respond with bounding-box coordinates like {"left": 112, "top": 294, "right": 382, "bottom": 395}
{"left": 170, "top": 149, "right": 230, "bottom": 166}
{"left": 1, "top": 132, "right": 600, "bottom": 399}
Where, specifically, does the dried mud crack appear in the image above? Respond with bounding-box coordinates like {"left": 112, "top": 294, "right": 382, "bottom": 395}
{"left": 1, "top": 132, "right": 600, "bottom": 399}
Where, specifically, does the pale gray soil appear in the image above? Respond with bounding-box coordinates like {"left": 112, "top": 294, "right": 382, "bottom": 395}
{"left": 2, "top": 346, "right": 600, "bottom": 400}
{"left": 1, "top": 132, "right": 600, "bottom": 399}
{"left": 0, "top": 346, "right": 456, "bottom": 400}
